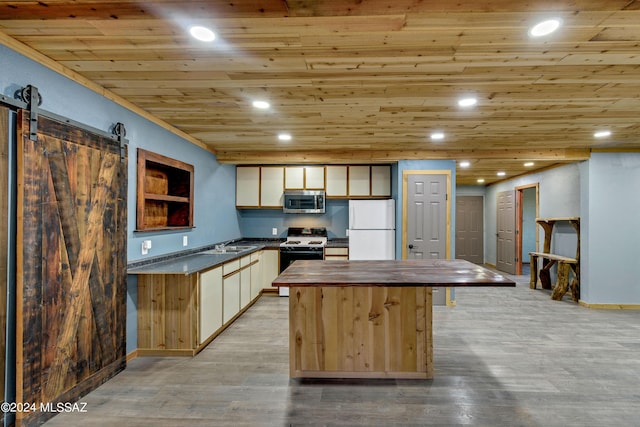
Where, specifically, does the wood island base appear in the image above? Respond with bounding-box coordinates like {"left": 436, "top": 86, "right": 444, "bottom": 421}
{"left": 275, "top": 260, "right": 515, "bottom": 380}
{"left": 289, "top": 286, "right": 433, "bottom": 379}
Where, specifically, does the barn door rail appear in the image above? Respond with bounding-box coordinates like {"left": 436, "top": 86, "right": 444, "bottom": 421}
{"left": 23, "top": 85, "right": 41, "bottom": 141}
{"left": 113, "top": 122, "right": 127, "bottom": 163}
{"left": 1, "top": 84, "right": 129, "bottom": 149}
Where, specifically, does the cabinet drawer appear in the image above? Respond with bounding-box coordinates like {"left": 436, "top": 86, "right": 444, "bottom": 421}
{"left": 325, "top": 247, "right": 349, "bottom": 256}
{"left": 223, "top": 259, "right": 241, "bottom": 275}
{"left": 241, "top": 255, "right": 252, "bottom": 268}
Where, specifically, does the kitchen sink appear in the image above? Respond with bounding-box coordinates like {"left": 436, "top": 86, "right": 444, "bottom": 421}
{"left": 199, "top": 245, "right": 257, "bottom": 255}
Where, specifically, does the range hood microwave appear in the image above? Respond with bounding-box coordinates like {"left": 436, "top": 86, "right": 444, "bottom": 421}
{"left": 283, "top": 190, "right": 325, "bottom": 214}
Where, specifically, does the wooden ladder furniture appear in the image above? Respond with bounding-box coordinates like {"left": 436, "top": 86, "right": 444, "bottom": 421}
{"left": 529, "top": 217, "right": 580, "bottom": 302}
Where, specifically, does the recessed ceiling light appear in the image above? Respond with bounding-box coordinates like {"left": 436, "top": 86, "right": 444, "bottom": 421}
{"left": 524, "top": 162, "right": 535, "bottom": 167}
{"left": 497, "top": 171, "right": 506, "bottom": 177}
{"left": 189, "top": 26, "right": 216, "bottom": 42}
{"left": 477, "top": 178, "right": 485, "bottom": 183}
{"left": 278, "top": 133, "right": 292, "bottom": 141}
{"left": 252, "top": 100, "right": 270, "bottom": 109}
{"left": 594, "top": 130, "right": 611, "bottom": 138}
{"left": 459, "top": 161, "right": 470, "bottom": 168}
{"left": 458, "top": 97, "right": 477, "bottom": 107}
{"left": 529, "top": 19, "right": 562, "bottom": 37}
{"left": 430, "top": 132, "right": 445, "bottom": 141}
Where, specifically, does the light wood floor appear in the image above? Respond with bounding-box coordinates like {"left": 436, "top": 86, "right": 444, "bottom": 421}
{"left": 44, "top": 272, "right": 640, "bottom": 426}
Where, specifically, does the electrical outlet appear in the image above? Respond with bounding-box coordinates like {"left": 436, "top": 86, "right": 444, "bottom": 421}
{"left": 141, "top": 240, "right": 152, "bottom": 255}
{"left": 272, "top": 227, "right": 278, "bottom": 236}
{"left": 183, "top": 235, "right": 188, "bottom": 246}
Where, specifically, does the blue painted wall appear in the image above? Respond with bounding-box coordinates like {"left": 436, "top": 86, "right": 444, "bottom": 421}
{"left": 239, "top": 199, "right": 349, "bottom": 239}
{"left": 1, "top": 45, "right": 241, "bottom": 353}
{"left": 580, "top": 153, "right": 640, "bottom": 304}
{"left": 485, "top": 163, "right": 581, "bottom": 264}
{"left": 486, "top": 158, "right": 640, "bottom": 305}
{"left": 0, "top": 45, "right": 241, "bottom": 261}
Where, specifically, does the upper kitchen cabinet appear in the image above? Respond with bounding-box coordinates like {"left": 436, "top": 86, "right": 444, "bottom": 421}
{"left": 326, "top": 166, "right": 348, "bottom": 197}
{"left": 236, "top": 166, "right": 260, "bottom": 207}
{"left": 344, "top": 165, "right": 392, "bottom": 198}
{"left": 285, "top": 166, "right": 325, "bottom": 190}
{"left": 371, "top": 165, "right": 391, "bottom": 197}
{"left": 236, "top": 164, "right": 391, "bottom": 208}
{"left": 306, "top": 167, "right": 325, "bottom": 189}
{"left": 137, "top": 148, "right": 194, "bottom": 231}
{"left": 260, "top": 166, "right": 284, "bottom": 208}
{"left": 284, "top": 166, "right": 303, "bottom": 189}
{"left": 236, "top": 166, "right": 284, "bottom": 208}
{"left": 348, "top": 166, "right": 370, "bottom": 196}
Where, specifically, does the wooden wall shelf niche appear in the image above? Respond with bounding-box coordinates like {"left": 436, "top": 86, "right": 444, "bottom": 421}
{"left": 136, "top": 148, "right": 194, "bottom": 231}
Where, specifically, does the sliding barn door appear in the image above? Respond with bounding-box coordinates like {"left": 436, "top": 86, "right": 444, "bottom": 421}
{"left": 16, "top": 111, "right": 127, "bottom": 426}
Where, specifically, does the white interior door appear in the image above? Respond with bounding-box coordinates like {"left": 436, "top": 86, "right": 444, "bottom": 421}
{"left": 405, "top": 174, "right": 447, "bottom": 260}
{"left": 497, "top": 190, "right": 516, "bottom": 274}
{"left": 456, "top": 196, "right": 484, "bottom": 265}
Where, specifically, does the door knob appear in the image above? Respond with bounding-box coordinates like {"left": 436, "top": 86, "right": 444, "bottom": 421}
{"left": 408, "top": 244, "right": 414, "bottom": 249}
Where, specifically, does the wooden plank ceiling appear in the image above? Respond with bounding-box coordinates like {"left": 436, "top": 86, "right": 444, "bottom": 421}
{"left": 1, "top": 0, "right": 639, "bottom": 185}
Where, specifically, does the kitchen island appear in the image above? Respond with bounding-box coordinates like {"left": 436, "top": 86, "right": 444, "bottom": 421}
{"left": 272, "top": 259, "right": 515, "bottom": 379}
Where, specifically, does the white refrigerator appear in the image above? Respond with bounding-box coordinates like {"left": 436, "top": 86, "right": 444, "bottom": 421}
{"left": 348, "top": 199, "right": 396, "bottom": 260}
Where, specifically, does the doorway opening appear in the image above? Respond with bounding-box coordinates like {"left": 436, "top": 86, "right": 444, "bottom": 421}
{"left": 516, "top": 183, "right": 539, "bottom": 276}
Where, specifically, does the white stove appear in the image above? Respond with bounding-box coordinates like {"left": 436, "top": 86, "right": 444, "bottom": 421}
{"left": 280, "top": 238, "right": 327, "bottom": 248}
{"left": 279, "top": 227, "right": 328, "bottom": 296}
{"left": 280, "top": 227, "right": 328, "bottom": 249}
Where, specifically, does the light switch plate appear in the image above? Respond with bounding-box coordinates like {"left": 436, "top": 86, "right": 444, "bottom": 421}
{"left": 272, "top": 228, "right": 278, "bottom": 236}
{"left": 183, "top": 235, "right": 188, "bottom": 246}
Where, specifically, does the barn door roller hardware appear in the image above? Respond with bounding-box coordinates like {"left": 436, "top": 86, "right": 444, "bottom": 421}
{"left": 17, "top": 84, "right": 43, "bottom": 142}
{"left": 113, "top": 122, "right": 127, "bottom": 163}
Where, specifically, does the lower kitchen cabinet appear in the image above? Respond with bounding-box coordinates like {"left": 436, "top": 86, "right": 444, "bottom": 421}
{"left": 240, "top": 255, "right": 252, "bottom": 310}
{"left": 324, "top": 246, "right": 349, "bottom": 260}
{"left": 261, "top": 249, "right": 280, "bottom": 291}
{"left": 199, "top": 266, "right": 223, "bottom": 344}
{"left": 250, "top": 252, "right": 262, "bottom": 299}
{"left": 137, "top": 273, "right": 198, "bottom": 356}
{"left": 137, "top": 250, "right": 264, "bottom": 357}
{"left": 223, "top": 270, "right": 240, "bottom": 324}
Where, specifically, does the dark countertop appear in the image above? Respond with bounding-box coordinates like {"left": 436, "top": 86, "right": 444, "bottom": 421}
{"left": 326, "top": 238, "right": 349, "bottom": 247}
{"left": 235, "top": 238, "right": 283, "bottom": 249}
{"left": 273, "top": 259, "right": 516, "bottom": 287}
{"left": 127, "top": 237, "right": 349, "bottom": 275}
{"left": 127, "top": 237, "right": 283, "bottom": 275}
{"left": 127, "top": 246, "right": 263, "bottom": 275}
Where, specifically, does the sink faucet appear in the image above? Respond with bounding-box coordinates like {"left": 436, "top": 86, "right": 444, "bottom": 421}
{"left": 215, "top": 239, "right": 235, "bottom": 250}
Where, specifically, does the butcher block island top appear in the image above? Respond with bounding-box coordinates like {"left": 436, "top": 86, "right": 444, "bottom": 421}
{"left": 273, "top": 259, "right": 515, "bottom": 380}
{"left": 273, "top": 259, "right": 515, "bottom": 288}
